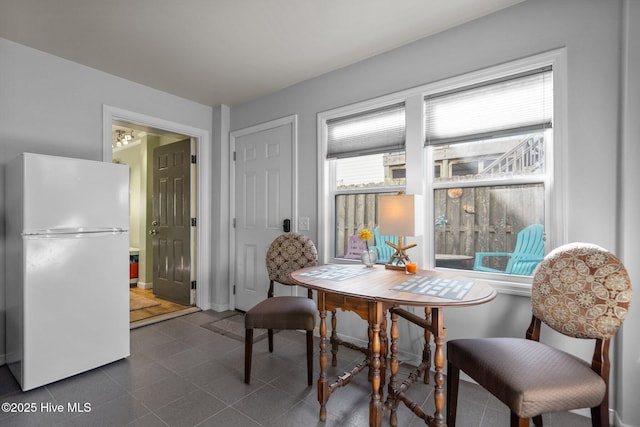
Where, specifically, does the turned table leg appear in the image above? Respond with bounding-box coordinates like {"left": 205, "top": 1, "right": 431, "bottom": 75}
{"left": 424, "top": 307, "right": 432, "bottom": 384}
{"left": 388, "top": 309, "right": 399, "bottom": 427}
{"left": 431, "top": 307, "right": 447, "bottom": 427}
{"left": 368, "top": 302, "right": 383, "bottom": 427}
{"left": 317, "top": 293, "right": 329, "bottom": 422}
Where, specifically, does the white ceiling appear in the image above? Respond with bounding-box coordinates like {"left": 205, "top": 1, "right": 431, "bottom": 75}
{"left": 0, "top": 0, "right": 524, "bottom": 107}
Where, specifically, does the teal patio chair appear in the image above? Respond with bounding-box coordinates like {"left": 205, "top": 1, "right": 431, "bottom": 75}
{"left": 473, "top": 224, "right": 544, "bottom": 276}
{"left": 370, "top": 226, "right": 399, "bottom": 263}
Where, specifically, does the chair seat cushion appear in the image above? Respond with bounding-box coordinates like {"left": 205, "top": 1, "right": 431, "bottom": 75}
{"left": 447, "top": 337, "right": 606, "bottom": 418}
{"left": 245, "top": 296, "right": 316, "bottom": 331}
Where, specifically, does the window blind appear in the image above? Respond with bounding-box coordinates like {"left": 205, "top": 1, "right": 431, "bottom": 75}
{"left": 327, "top": 102, "right": 405, "bottom": 159}
{"left": 424, "top": 67, "right": 552, "bottom": 146}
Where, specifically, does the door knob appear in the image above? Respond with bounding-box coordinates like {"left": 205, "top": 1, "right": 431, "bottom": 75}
{"left": 283, "top": 219, "right": 291, "bottom": 232}
{"left": 149, "top": 229, "right": 158, "bottom": 235}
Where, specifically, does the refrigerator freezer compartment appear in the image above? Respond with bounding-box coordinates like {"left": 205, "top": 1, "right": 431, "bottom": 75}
{"left": 22, "top": 227, "right": 127, "bottom": 238}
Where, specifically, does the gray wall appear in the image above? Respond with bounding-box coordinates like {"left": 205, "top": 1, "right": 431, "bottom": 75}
{"left": 0, "top": 37, "right": 213, "bottom": 360}
{"left": 1, "top": 0, "right": 638, "bottom": 424}
{"left": 229, "top": 0, "right": 640, "bottom": 424}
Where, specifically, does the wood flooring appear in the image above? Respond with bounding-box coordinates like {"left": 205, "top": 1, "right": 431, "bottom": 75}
{"left": 129, "top": 287, "right": 190, "bottom": 323}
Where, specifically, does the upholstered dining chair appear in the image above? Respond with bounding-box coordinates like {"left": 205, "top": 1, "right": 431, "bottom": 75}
{"left": 447, "top": 243, "right": 632, "bottom": 427}
{"left": 244, "top": 232, "right": 318, "bottom": 385}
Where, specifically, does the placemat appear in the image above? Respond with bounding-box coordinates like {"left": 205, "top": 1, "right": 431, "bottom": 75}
{"left": 391, "top": 275, "right": 473, "bottom": 300}
{"left": 297, "top": 265, "right": 374, "bottom": 281}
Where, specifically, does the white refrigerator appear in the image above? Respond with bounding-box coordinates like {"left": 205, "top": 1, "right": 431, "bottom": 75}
{"left": 5, "top": 153, "right": 130, "bottom": 391}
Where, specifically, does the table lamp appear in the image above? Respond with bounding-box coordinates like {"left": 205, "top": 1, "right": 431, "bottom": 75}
{"left": 378, "top": 193, "right": 423, "bottom": 270}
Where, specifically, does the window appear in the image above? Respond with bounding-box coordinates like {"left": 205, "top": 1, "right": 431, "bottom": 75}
{"left": 426, "top": 67, "right": 552, "bottom": 277}
{"left": 323, "top": 103, "right": 406, "bottom": 262}
{"left": 319, "top": 50, "right": 564, "bottom": 290}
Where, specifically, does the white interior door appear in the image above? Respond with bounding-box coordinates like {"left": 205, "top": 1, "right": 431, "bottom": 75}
{"left": 232, "top": 116, "right": 296, "bottom": 311}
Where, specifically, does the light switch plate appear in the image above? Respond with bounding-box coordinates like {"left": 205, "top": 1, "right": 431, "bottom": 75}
{"left": 299, "top": 217, "right": 310, "bottom": 231}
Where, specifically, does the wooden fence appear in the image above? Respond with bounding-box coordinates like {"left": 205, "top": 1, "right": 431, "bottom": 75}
{"left": 434, "top": 184, "right": 544, "bottom": 270}
{"left": 335, "top": 193, "right": 381, "bottom": 256}
{"left": 335, "top": 184, "right": 544, "bottom": 270}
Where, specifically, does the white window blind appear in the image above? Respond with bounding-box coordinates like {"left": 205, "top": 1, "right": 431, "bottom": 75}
{"left": 327, "top": 103, "right": 405, "bottom": 159}
{"left": 425, "top": 67, "right": 552, "bottom": 145}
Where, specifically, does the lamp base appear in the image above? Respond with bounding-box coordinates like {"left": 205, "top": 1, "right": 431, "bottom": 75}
{"left": 384, "top": 237, "right": 417, "bottom": 270}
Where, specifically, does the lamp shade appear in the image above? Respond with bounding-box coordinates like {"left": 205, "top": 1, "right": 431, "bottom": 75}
{"left": 378, "top": 194, "right": 423, "bottom": 237}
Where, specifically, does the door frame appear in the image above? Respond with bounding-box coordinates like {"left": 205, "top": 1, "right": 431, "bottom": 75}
{"left": 102, "top": 105, "right": 212, "bottom": 310}
{"left": 229, "top": 114, "right": 298, "bottom": 310}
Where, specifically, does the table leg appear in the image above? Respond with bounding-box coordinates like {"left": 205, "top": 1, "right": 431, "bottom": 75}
{"left": 424, "top": 307, "right": 432, "bottom": 384}
{"left": 367, "top": 320, "right": 387, "bottom": 395}
{"left": 367, "top": 323, "right": 373, "bottom": 381}
{"left": 431, "top": 307, "right": 447, "bottom": 427}
{"left": 331, "top": 309, "right": 338, "bottom": 367}
{"left": 388, "top": 309, "right": 399, "bottom": 427}
{"left": 380, "top": 312, "right": 388, "bottom": 398}
{"left": 368, "top": 302, "right": 383, "bottom": 427}
{"left": 317, "top": 293, "right": 329, "bottom": 422}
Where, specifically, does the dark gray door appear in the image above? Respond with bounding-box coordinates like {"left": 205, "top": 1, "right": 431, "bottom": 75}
{"left": 152, "top": 139, "right": 192, "bottom": 305}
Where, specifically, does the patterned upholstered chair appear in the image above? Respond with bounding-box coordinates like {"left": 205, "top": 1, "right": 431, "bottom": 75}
{"left": 447, "top": 243, "right": 632, "bottom": 427}
{"left": 244, "top": 232, "right": 318, "bottom": 385}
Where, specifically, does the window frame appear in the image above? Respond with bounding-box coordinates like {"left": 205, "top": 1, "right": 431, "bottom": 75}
{"left": 318, "top": 95, "right": 410, "bottom": 266}
{"left": 317, "top": 49, "right": 567, "bottom": 295}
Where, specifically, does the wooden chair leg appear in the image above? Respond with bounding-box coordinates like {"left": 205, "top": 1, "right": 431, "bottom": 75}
{"left": 306, "top": 330, "right": 314, "bottom": 385}
{"left": 510, "top": 413, "right": 530, "bottom": 427}
{"left": 533, "top": 414, "right": 543, "bottom": 426}
{"left": 446, "top": 362, "right": 460, "bottom": 427}
{"left": 591, "top": 400, "right": 608, "bottom": 427}
{"left": 244, "top": 328, "right": 254, "bottom": 384}
{"left": 268, "top": 329, "right": 274, "bottom": 352}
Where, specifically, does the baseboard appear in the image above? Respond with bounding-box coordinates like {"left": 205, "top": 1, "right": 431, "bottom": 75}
{"left": 208, "top": 302, "right": 229, "bottom": 312}
{"left": 136, "top": 281, "right": 153, "bottom": 290}
{"left": 615, "top": 411, "right": 633, "bottom": 427}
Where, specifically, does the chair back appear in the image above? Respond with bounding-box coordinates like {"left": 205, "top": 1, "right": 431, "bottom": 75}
{"left": 504, "top": 224, "right": 545, "bottom": 275}
{"left": 372, "top": 226, "right": 398, "bottom": 263}
{"left": 265, "top": 232, "right": 318, "bottom": 286}
{"left": 344, "top": 234, "right": 367, "bottom": 259}
{"left": 531, "top": 242, "right": 632, "bottom": 339}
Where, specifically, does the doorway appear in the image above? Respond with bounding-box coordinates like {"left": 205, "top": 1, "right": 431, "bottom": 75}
{"left": 112, "top": 122, "right": 196, "bottom": 323}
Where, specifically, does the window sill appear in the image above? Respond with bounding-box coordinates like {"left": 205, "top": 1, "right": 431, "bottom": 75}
{"left": 435, "top": 267, "right": 533, "bottom": 297}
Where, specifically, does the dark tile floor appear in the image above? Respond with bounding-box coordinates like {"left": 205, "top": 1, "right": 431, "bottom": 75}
{"left": 0, "top": 310, "right": 592, "bottom": 426}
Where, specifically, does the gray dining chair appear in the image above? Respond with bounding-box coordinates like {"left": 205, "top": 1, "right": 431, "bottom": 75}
{"left": 244, "top": 232, "right": 318, "bottom": 385}
{"left": 446, "top": 243, "right": 632, "bottom": 427}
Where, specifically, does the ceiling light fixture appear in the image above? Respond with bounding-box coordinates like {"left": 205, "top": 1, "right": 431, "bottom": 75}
{"left": 113, "top": 129, "right": 135, "bottom": 148}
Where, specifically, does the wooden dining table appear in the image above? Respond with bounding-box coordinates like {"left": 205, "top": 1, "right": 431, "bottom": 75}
{"left": 291, "top": 264, "right": 496, "bottom": 427}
